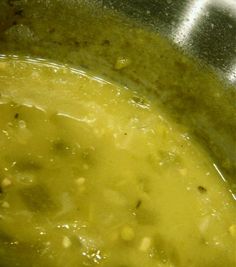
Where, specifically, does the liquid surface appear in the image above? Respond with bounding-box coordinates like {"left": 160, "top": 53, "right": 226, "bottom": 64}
{"left": 0, "top": 57, "right": 235, "bottom": 267}
{"left": 1, "top": 0, "right": 236, "bottom": 188}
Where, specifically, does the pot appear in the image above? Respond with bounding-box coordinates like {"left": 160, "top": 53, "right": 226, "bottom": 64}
{"left": 0, "top": 0, "right": 235, "bottom": 192}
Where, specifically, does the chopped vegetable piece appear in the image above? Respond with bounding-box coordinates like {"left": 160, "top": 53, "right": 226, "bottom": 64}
{"left": 1, "top": 178, "right": 12, "bottom": 188}
{"left": 120, "top": 226, "right": 135, "bottom": 241}
{"left": 229, "top": 224, "right": 236, "bottom": 238}
{"left": 76, "top": 177, "right": 86, "bottom": 186}
{"left": 139, "top": 237, "right": 152, "bottom": 251}
{"left": 2, "top": 201, "right": 10, "bottom": 208}
{"left": 16, "top": 160, "right": 42, "bottom": 172}
{"left": 62, "top": 236, "right": 72, "bottom": 248}
{"left": 114, "top": 57, "right": 131, "bottom": 70}
{"left": 20, "top": 184, "right": 56, "bottom": 212}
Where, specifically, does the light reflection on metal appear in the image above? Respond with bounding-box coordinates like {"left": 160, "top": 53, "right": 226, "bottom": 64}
{"left": 173, "top": 0, "right": 236, "bottom": 45}
{"left": 213, "top": 163, "right": 226, "bottom": 182}
{"left": 216, "top": 0, "right": 236, "bottom": 14}
{"left": 173, "top": 0, "right": 209, "bottom": 45}
{"left": 230, "top": 189, "right": 236, "bottom": 201}
{"left": 216, "top": 0, "right": 236, "bottom": 83}
{"left": 173, "top": 0, "right": 236, "bottom": 83}
{"left": 227, "top": 64, "right": 236, "bottom": 83}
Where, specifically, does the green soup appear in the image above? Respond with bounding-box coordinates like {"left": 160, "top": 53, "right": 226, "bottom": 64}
{"left": 0, "top": 56, "right": 235, "bottom": 267}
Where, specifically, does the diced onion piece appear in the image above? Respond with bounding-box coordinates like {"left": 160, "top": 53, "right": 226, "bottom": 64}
{"left": 229, "top": 224, "right": 236, "bottom": 238}
{"left": 120, "top": 226, "right": 135, "bottom": 241}
{"left": 62, "top": 236, "right": 72, "bottom": 248}
{"left": 76, "top": 177, "right": 86, "bottom": 186}
{"left": 2, "top": 201, "right": 10, "bottom": 208}
{"left": 1, "top": 178, "right": 12, "bottom": 188}
{"left": 139, "top": 237, "right": 152, "bottom": 251}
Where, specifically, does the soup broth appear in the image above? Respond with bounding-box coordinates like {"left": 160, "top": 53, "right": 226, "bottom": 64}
{"left": 0, "top": 57, "right": 235, "bottom": 267}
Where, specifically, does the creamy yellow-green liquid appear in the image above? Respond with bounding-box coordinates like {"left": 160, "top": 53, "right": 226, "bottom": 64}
{"left": 0, "top": 57, "right": 235, "bottom": 267}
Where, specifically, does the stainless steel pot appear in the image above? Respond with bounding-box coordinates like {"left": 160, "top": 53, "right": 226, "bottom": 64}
{"left": 0, "top": 0, "right": 235, "bottom": 194}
